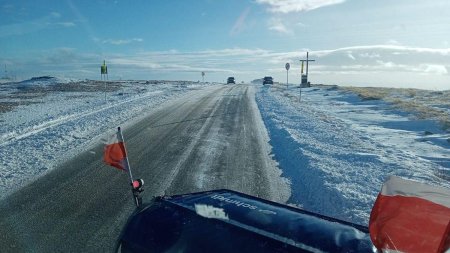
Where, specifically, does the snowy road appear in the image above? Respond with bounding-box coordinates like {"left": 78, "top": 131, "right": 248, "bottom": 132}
{"left": 0, "top": 84, "right": 289, "bottom": 252}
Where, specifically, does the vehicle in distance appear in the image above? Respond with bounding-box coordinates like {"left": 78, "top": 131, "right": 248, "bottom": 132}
{"left": 227, "top": 77, "right": 235, "bottom": 84}
{"left": 263, "top": 76, "right": 273, "bottom": 85}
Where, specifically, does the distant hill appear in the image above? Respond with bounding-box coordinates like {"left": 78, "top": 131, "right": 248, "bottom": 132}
{"left": 16, "top": 76, "right": 79, "bottom": 90}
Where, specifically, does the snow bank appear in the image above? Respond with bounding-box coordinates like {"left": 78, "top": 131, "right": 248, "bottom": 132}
{"left": 256, "top": 84, "right": 450, "bottom": 225}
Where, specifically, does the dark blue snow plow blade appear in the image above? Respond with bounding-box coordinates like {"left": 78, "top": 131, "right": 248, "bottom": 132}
{"left": 117, "top": 189, "right": 374, "bottom": 252}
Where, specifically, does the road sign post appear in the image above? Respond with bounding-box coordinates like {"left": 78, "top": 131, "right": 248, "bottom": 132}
{"left": 285, "top": 63, "right": 290, "bottom": 89}
{"left": 101, "top": 60, "right": 109, "bottom": 102}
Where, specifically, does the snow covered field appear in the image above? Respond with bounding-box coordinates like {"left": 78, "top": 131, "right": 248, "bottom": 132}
{"left": 0, "top": 77, "right": 216, "bottom": 199}
{"left": 1, "top": 77, "right": 449, "bottom": 227}
{"left": 256, "top": 84, "right": 450, "bottom": 225}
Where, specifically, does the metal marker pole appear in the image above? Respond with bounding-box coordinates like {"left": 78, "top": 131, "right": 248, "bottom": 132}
{"left": 285, "top": 63, "right": 290, "bottom": 90}
{"left": 299, "top": 85, "right": 302, "bottom": 102}
{"left": 117, "top": 127, "right": 140, "bottom": 207}
{"left": 287, "top": 69, "right": 289, "bottom": 90}
{"left": 118, "top": 127, "right": 134, "bottom": 184}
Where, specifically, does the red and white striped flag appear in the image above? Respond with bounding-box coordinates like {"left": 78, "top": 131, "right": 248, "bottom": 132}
{"left": 369, "top": 176, "right": 450, "bottom": 253}
{"left": 104, "top": 127, "right": 128, "bottom": 171}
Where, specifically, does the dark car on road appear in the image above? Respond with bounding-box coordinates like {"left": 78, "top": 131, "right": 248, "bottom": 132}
{"left": 263, "top": 76, "right": 273, "bottom": 85}
{"left": 227, "top": 77, "right": 235, "bottom": 84}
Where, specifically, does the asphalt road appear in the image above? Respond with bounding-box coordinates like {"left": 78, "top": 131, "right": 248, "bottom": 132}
{"left": 0, "top": 84, "right": 289, "bottom": 252}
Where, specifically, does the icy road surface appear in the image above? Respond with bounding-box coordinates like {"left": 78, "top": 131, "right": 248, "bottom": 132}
{"left": 256, "top": 85, "right": 450, "bottom": 225}
{"left": 0, "top": 83, "right": 289, "bottom": 252}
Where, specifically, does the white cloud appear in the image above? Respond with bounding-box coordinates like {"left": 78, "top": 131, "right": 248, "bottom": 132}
{"left": 2, "top": 4, "right": 14, "bottom": 12}
{"left": 422, "top": 64, "right": 448, "bottom": 75}
{"left": 0, "top": 12, "right": 76, "bottom": 37}
{"left": 376, "top": 60, "right": 397, "bottom": 69}
{"left": 0, "top": 12, "right": 60, "bottom": 37}
{"left": 50, "top": 12, "right": 61, "bottom": 18}
{"left": 386, "top": 39, "right": 401, "bottom": 45}
{"left": 268, "top": 18, "right": 292, "bottom": 34}
{"left": 230, "top": 7, "right": 251, "bottom": 36}
{"left": 255, "top": 0, "right": 346, "bottom": 13}
{"left": 339, "top": 60, "right": 449, "bottom": 76}
{"left": 347, "top": 52, "right": 355, "bottom": 60}
{"left": 103, "top": 49, "right": 260, "bottom": 74}
{"left": 41, "top": 48, "right": 79, "bottom": 64}
{"left": 359, "top": 52, "right": 380, "bottom": 58}
{"left": 312, "top": 45, "right": 450, "bottom": 57}
{"left": 197, "top": 48, "right": 270, "bottom": 57}
{"left": 101, "top": 38, "right": 143, "bottom": 45}
{"left": 110, "top": 58, "right": 162, "bottom": 69}
{"left": 56, "top": 22, "right": 76, "bottom": 27}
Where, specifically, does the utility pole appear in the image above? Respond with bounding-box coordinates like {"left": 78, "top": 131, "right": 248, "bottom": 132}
{"left": 298, "top": 52, "right": 316, "bottom": 102}
{"left": 100, "top": 60, "right": 109, "bottom": 102}
{"left": 299, "top": 51, "right": 315, "bottom": 87}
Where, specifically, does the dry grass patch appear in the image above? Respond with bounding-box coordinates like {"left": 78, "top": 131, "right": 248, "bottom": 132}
{"left": 342, "top": 86, "right": 450, "bottom": 132}
{"left": 342, "top": 87, "right": 392, "bottom": 100}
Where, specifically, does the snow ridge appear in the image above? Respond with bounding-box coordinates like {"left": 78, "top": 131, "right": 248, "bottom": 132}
{"left": 256, "top": 85, "right": 449, "bottom": 225}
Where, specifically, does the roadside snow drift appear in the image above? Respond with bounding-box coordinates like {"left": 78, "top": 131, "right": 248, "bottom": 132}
{"left": 256, "top": 85, "right": 450, "bottom": 225}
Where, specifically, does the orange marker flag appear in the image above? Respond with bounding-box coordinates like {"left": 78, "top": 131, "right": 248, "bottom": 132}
{"left": 104, "top": 127, "right": 128, "bottom": 171}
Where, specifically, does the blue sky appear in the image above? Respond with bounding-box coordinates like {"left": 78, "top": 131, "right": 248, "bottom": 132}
{"left": 1, "top": 0, "right": 450, "bottom": 89}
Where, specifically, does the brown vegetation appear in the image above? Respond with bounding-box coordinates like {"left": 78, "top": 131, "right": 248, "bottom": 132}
{"left": 343, "top": 87, "right": 450, "bottom": 132}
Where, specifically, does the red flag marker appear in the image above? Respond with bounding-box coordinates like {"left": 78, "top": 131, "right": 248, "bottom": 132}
{"left": 104, "top": 127, "right": 143, "bottom": 207}
{"left": 369, "top": 176, "right": 450, "bottom": 253}
{"left": 104, "top": 128, "right": 128, "bottom": 171}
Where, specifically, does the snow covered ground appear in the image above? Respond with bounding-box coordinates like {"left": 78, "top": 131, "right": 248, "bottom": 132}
{"left": 1, "top": 77, "right": 449, "bottom": 227}
{"left": 0, "top": 77, "right": 217, "bottom": 199}
{"left": 255, "top": 84, "right": 450, "bottom": 225}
